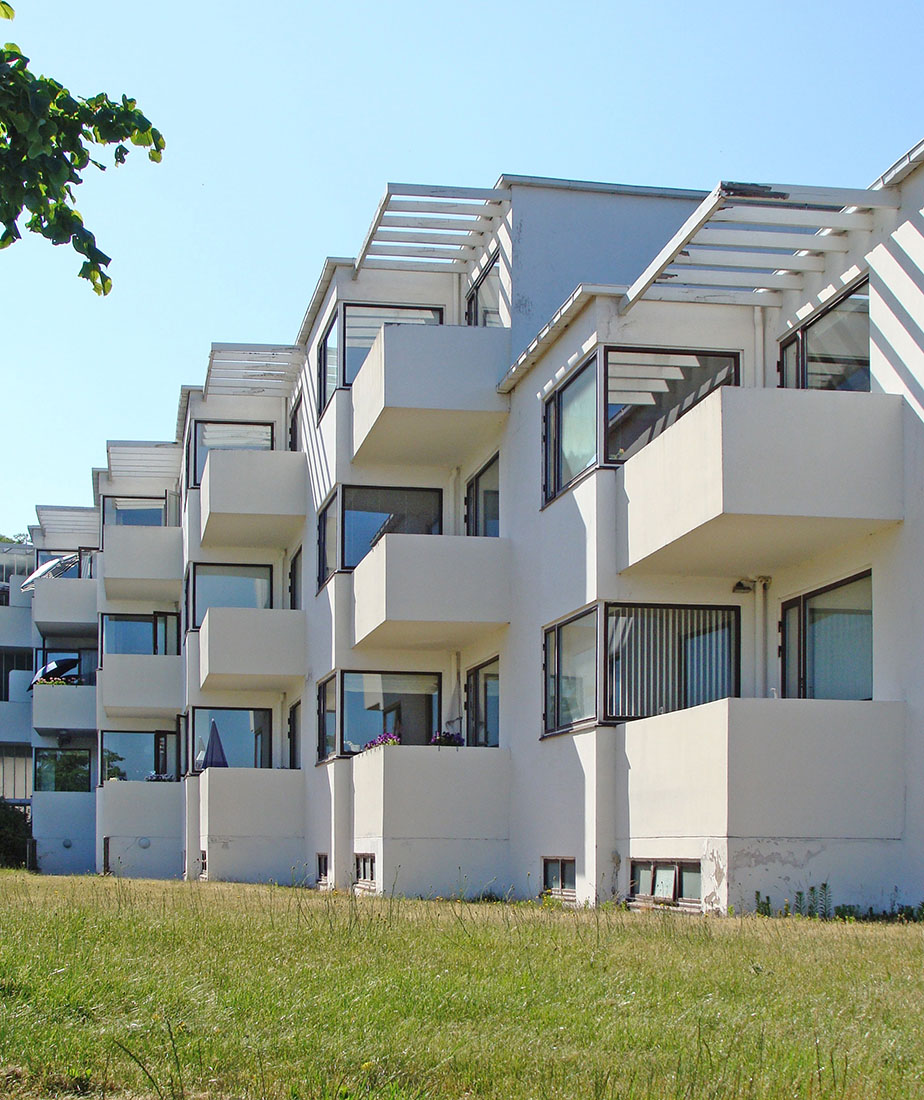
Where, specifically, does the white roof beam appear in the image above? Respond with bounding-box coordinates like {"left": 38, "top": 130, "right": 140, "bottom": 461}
{"left": 643, "top": 286, "right": 783, "bottom": 307}
{"left": 379, "top": 215, "right": 494, "bottom": 233}
{"left": 386, "top": 200, "right": 505, "bottom": 218}
{"left": 695, "top": 228, "right": 851, "bottom": 252}
{"left": 676, "top": 248, "right": 827, "bottom": 273}
{"left": 359, "top": 259, "right": 466, "bottom": 274}
{"left": 712, "top": 206, "right": 873, "bottom": 232}
{"left": 606, "top": 364, "right": 686, "bottom": 380}
{"left": 366, "top": 243, "right": 477, "bottom": 261}
{"left": 720, "top": 182, "right": 898, "bottom": 209}
{"left": 386, "top": 183, "right": 510, "bottom": 201}
{"left": 375, "top": 229, "right": 488, "bottom": 247}
{"left": 661, "top": 266, "right": 804, "bottom": 290}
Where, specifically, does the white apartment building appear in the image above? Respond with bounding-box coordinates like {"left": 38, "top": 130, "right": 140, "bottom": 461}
{"left": 8, "top": 137, "right": 924, "bottom": 912}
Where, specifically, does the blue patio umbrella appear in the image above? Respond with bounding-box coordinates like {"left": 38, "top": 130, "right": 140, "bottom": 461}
{"left": 202, "top": 719, "right": 229, "bottom": 768}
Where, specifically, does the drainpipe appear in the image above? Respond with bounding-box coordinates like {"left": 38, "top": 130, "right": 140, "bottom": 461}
{"left": 754, "top": 577, "right": 771, "bottom": 697}
{"left": 753, "top": 306, "right": 765, "bottom": 388}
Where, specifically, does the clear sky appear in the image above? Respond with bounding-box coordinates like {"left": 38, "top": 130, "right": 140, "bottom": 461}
{"left": 1, "top": 0, "right": 921, "bottom": 536}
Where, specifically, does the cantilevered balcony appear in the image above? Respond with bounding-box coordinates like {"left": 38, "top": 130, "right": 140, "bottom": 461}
{"left": 101, "top": 526, "right": 183, "bottom": 600}
{"left": 32, "top": 683, "right": 97, "bottom": 732}
{"left": 98, "top": 655, "right": 184, "bottom": 719}
{"left": 199, "top": 450, "right": 307, "bottom": 548}
{"left": 32, "top": 577, "right": 97, "bottom": 634}
{"left": 198, "top": 607, "right": 305, "bottom": 691}
{"left": 352, "top": 534, "right": 511, "bottom": 649}
{"left": 351, "top": 325, "right": 509, "bottom": 466}
{"left": 617, "top": 387, "right": 904, "bottom": 575}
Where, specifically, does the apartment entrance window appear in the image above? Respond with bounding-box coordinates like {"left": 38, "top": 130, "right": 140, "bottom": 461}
{"left": 466, "top": 657, "right": 499, "bottom": 746}
{"left": 191, "top": 421, "right": 274, "bottom": 487}
{"left": 780, "top": 282, "right": 869, "bottom": 392}
{"left": 465, "top": 455, "right": 499, "bottom": 537}
{"left": 341, "top": 671, "right": 440, "bottom": 753}
{"left": 544, "top": 609, "right": 597, "bottom": 733}
{"left": 543, "top": 359, "right": 596, "bottom": 502}
{"left": 342, "top": 486, "right": 442, "bottom": 569}
{"left": 101, "top": 613, "right": 180, "bottom": 659}
{"left": 34, "top": 749, "right": 91, "bottom": 792}
{"left": 192, "top": 707, "right": 272, "bottom": 770}
{"left": 605, "top": 604, "right": 739, "bottom": 720}
{"left": 190, "top": 563, "right": 272, "bottom": 628}
{"left": 605, "top": 348, "right": 738, "bottom": 463}
{"left": 101, "top": 731, "right": 179, "bottom": 782}
{"left": 781, "top": 572, "right": 872, "bottom": 700}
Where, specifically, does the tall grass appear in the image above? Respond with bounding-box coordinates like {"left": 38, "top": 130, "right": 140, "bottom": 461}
{"left": 1, "top": 871, "right": 923, "bottom": 1098}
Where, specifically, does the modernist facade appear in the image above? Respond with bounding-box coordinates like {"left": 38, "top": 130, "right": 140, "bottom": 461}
{"left": 4, "top": 138, "right": 924, "bottom": 912}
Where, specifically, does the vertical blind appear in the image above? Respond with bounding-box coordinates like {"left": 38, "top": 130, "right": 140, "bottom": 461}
{"left": 605, "top": 604, "right": 738, "bottom": 719}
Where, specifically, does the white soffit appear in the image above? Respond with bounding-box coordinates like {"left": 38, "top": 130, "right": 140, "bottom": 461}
{"left": 204, "top": 344, "right": 305, "bottom": 398}
{"left": 354, "top": 183, "right": 511, "bottom": 277}
{"left": 34, "top": 505, "right": 99, "bottom": 543}
{"left": 107, "top": 440, "right": 182, "bottom": 480}
{"left": 620, "top": 181, "right": 898, "bottom": 313}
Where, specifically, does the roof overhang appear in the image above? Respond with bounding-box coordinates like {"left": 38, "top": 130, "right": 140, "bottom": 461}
{"left": 204, "top": 344, "right": 305, "bottom": 399}
{"left": 33, "top": 505, "right": 99, "bottom": 546}
{"left": 106, "top": 440, "right": 182, "bottom": 481}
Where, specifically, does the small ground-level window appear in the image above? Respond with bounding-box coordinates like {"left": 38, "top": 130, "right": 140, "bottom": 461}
{"left": 543, "top": 857, "right": 576, "bottom": 898}
{"left": 355, "top": 853, "right": 375, "bottom": 886}
{"left": 317, "top": 853, "right": 329, "bottom": 885}
{"left": 631, "top": 860, "right": 701, "bottom": 906}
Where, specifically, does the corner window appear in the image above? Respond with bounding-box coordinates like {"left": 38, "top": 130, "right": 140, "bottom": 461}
{"left": 192, "top": 707, "right": 271, "bottom": 770}
{"left": 191, "top": 563, "right": 272, "bottom": 628}
{"left": 101, "top": 613, "right": 179, "bottom": 659}
{"left": 287, "top": 700, "right": 301, "bottom": 769}
{"left": 543, "top": 857, "right": 576, "bottom": 898}
{"left": 781, "top": 572, "right": 872, "bottom": 700}
{"left": 465, "top": 455, "right": 500, "bottom": 537}
{"left": 341, "top": 671, "right": 440, "bottom": 753}
{"left": 604, "top": 348, "right": 738, "bottom": 463}
{"left": 101, "top": 731, "right": 178, "bottom": 782}
{"left": 317, "top": 313, "right": 339, "bottom": 413}
{"left": 342, "top": 486, "right": 442, "bottom": 569}
{"left": 466, "top": 255, "right": 502, "bottom": 328}
{"left": 466, "top": 657, "right": 499, "bottom": 747}
{"left": 605, "top": 604, "right": 739, "bottom": 720}
{"left": 780, "top": 282, "right": 869, "bottom": 391}
{"left": 289, "top": 548, "right": 302, "bottom": 610}
{"left": 318, "top": 676, "right": 337, "bottom": 761}
{"left": 317, "top": 499, "right": 338, "bottom": 587}
{"left": 191, "top": 421, "right": 274, "bottom": 488}
{"left": 543, "top": 358, "right": 597, "bottom": 502}
{"left": 343, "top": 304, "right": 442, "bottom": 385}
{"left": 544, "top": 609, "right": 597, "bottom": 733}
{"left": 631, "top": 860, "right": 701, "bottom": 906}
{"left": 34, "top": 749, "right": 91, "bottom": 793}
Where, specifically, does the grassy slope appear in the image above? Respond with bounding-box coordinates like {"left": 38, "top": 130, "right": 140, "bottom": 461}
{"left": 0, "top": 872, "right": 922, "bottom": 1099}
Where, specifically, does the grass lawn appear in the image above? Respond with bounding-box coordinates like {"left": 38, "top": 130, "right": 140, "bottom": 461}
{"left": 1, "top": 872, "right": 922, "bottom": 1099}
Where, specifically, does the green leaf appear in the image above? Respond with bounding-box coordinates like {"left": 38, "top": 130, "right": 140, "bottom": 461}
{"left": 0, "top": 4, "right": 15, "bottom": 21}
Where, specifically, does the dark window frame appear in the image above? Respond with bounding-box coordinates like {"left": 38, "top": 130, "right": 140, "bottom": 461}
{"left": 289, "top": 547, "right": 303, "bottom": 610}
{"left": 317, "top": 852, "right": 329, "bottom": 885}
{"left": 543, "top": 606, "right": 599, "bottom": 735}
{"left": 465, "top": 655, "right": 500, "bottom": 747}
{"left": 99, "top": 729, "right": 180, "bottom": 785}
{"left": 342, "top": 302, "right": 444, "bottom": 387}
{"left": 189, "top": 705, "right": 273, "bottom": 775}
{"left": 100, "top": 493, "right": 168, "bottom": 546}
{"left": 317, "top": 311, "right": 340, "bottom": 417}
{"left": 780, "top": 570, "right": 872, "bottom": 700}
{"left": 543, "top": 354, "right": 599, "bottom": 504}
{"left": 465, "top": 252, "right": 500, "bottom": 327}
{"left": 630, "top": 859, "right": 702, "bottom": 906}
{"left": 99, "top": 612, "right": 180, "bottom": 665}
{"left": 464, "top": 453, "right": 500, "bottom": 537}
{"left": 287, "top": 699, "right": 301, "bottom": 770}
{"left": 189, "top": 561, "right": 274, "bottom": 631}
{"left": 355, "top": 852, "right": 376, "bottom": 885}
{"left": 317, "top": 491, "right": 339, "bottom": 591}
{"left": 778, "top": 278, "right": 870, "bottom": 391}
{"left": 339, "top": 668, "right": 442, "bottom": 756}
{"left": 188, "top": 420, "right": 276, "bottom": 490}
{"left": 542, "top": 857, "right": 577, "bottom": 898}
{"left": 288, "top": 393, "right": 303, "bottom": 452}
{"left": 340, "top": 484, "right": 444, "bottom": 572}
{"left": 34, "top": 748, "right": 92, "bottom": 793}
{"left": 317, "top": 673, "right": 338, "bottom": 762}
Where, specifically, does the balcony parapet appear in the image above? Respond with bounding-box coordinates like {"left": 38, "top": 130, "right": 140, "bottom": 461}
{"left": 32, "top": 682, "right": 97, "bottom": 732}
{"left": 98, "top": 655, "right": 184, "bottom": 719}
{"left": 32, "top": 577, "right": 98, "bottom": 634}
{"left": 198, "top": 607, "right": 306, "bottom": 691}
{"left": 200, "top": 450, "right": 307, "bottom": 548}
{"left": 101, "top": 526, "right": 183, "bottom": 601}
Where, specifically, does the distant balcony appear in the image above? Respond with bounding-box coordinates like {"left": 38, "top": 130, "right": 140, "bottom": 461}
{"left": 617, "top": 388, "right": 904, "bottom": 575}
{"left": 0, "top": 701, "right": 33, "bottom": 742}
{"left": 351, "top": 325, "right": 510, "bottom": 466}
{"left": 98, "top": 655, "right": 183, "bottom": 719}
{"left": 101, "top": 526, "right": 183, "bottom": 600}
{"left": 200, "top": 450, "right": 307, "bottom": 548}
{"left": 625, "top": 697, "right": 904, "bottom": 842}
{"left": 352, "top": 534, "right": 511, "bottom": 649}
{"left": 32, "top": 683, "right": 97, "bottom": 732}
{"left": 0, "top": 602, "right": 32, "bottom": 647}
{"left": 198, "top": 607, "right": 306, "bottom": 691}
{"left": 32, "top": 577, "right": 97, "bottom": 634}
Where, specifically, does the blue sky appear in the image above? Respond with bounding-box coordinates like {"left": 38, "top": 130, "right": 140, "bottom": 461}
{"left": 1, "top": 0, "right": 921, "bottom": 535}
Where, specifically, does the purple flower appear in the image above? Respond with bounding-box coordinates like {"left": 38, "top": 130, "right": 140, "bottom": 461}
{"left": 430, "top": 730, "right": 464, "bottom": 747}
{"left": 362, "top": 732, "right": 401, "bottom": 751}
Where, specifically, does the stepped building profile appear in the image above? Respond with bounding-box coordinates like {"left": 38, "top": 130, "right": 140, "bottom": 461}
{"left": 3, "top": 138, "right": 923, "bottom": 912}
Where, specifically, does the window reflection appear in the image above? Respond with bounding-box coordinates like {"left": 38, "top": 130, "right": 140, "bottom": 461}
{"left": 342, "top": 672, "right": 440, "bottom": 753}
{"left": 342, "top": 487, "right": 442, "bottom": 569}
{"left": 192, "top": 564, "right": 272, "bottom": 628}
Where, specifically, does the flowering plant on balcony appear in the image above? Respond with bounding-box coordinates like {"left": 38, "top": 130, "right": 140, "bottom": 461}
{"left": 430, "top": 730, "right": 464, "bottom": 747}
{"left": 34, "top": 676, "right": 73, "bottom": 686}
{"left": 362, "top": 732, "right": 401, "bottom": 751}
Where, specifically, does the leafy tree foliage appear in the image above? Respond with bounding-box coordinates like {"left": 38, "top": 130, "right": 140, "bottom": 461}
{"left": 0, "top": 4, "right": 164, "bottom": 293}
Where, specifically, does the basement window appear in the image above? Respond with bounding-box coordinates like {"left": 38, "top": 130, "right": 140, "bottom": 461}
{"left": 317, "top": 853, "right": 329, "bottom": 886}
{"left": 543, "top": 857, "right": 576, "bottom": 900}
{"left": 355, "top": 853, "right": 375, "bottom": 888}
{"left": 631, "top": 860, "right": 701, "bottom": 907}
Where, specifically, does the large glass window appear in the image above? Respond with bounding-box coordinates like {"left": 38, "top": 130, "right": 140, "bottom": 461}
{"left": 466, "top": 256, "right": 503, "bottom": 328}
{"left": 192, "top": 707, "right": 272, "bottom": 770}
{"left": 604, "top": 349, "right": 738, "bottom": 463}
{"left": 191, "top": 564, "right": 272, "bottom": 628}
{"left": 0, "top": 744, "right": 32, "bottom": 801}
{"left": 288, "top": 395, "right": 303, "bottom": 452}
{"left": 604, "top": 604, "right": 739, "bottom": 720}
{"left": 342, "top": 486, "right": 442, "bottom": 569}
{"left": 191, "top": 422, "right": 274, "bottom": 487}
{"left": 101, "top": 613, "right": 179, "bottom": 658}
{"left": 544, "top": 360, "right": 597, "bottom": 502}
{"left": 341, "top": 672, "right": 440, "bottom": 753}
{"left": 544, "top": 609, "right": 597, "bottom": 732}
{"left": 35, "top": 645, "right": 97, "bottom": 687}
{"left": 101, "top": 731, "right": 179, "bottom": 782}
{"left": 781, "top": 573, "right": 872, "bottom": 700}
{"left": 36, "top": 549, "right": 80, "bottom": 580}
{"left": 465, "top": 455, "right": 500, "bottom": 537}
{"left": 343, "top": 304, "right": 442, "bottom": 385}
{"left": 318, "top": 676, "right": 337, "bottom": 760}
{"left": 317, "top": 313, "right": 339, "bottom": 412}
{"left": 34, "top": 749, "right": 91, "bottom": 792}
{"left": 466, "top": 658, "right": 499, "bottom": 747}
{"left": 102, "top": 497, "right": 166, "bottom": 528}
{"left": 1, "top": 648, "right": 32, "bottom": 701}
{"left": 317, "top": 499, "right": 338, "bottom": 587}
{"left": 780, "top": 282, "right": 869, "bottom": 392}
